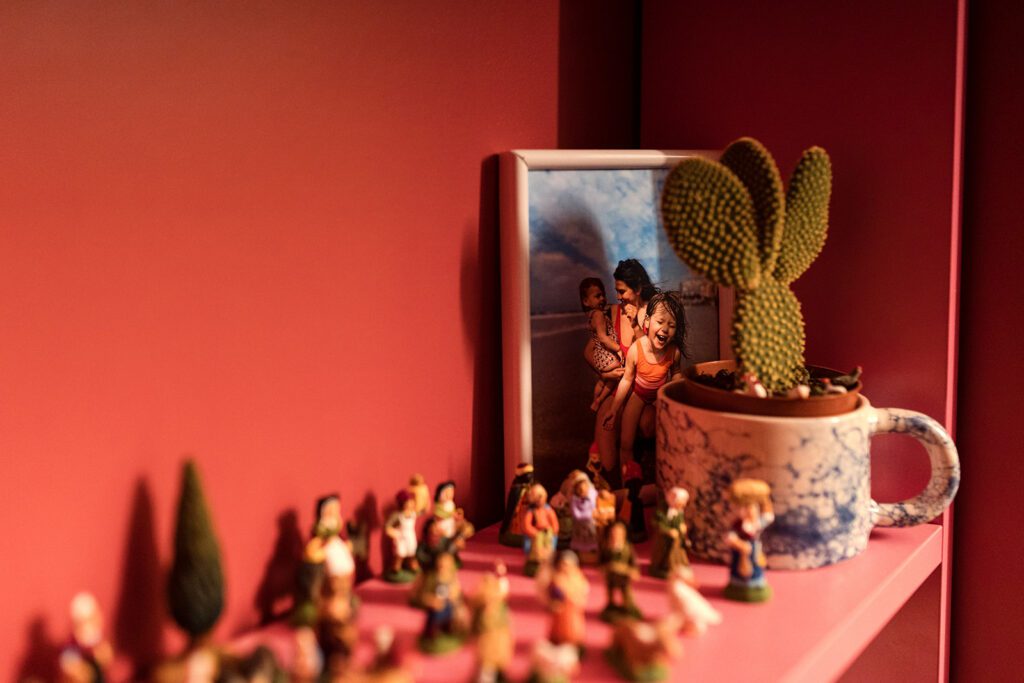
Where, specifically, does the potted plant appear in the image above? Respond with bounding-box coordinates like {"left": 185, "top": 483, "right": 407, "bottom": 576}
{"left": 655, "top": 138, "right": 960, "bottom": 569}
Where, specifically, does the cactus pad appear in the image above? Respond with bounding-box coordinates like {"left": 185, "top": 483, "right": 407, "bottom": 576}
{"left": 720, "top": 138, "right": 785, "bottom": 273}
{"left": 660, "top": 157, "right": 762, "bottom": 289}
{"left": 732, "top": 279, "right": 807, "bottom": 393}
{"left": 774, "top": 147, "right": 832, "bottom": 284}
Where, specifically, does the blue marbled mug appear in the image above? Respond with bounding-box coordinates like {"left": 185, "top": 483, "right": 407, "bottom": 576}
{"left": 656, "top": 389, "right": 960, "bottom": 569}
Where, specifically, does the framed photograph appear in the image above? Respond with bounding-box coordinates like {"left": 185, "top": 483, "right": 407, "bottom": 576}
{"left": 499, "top": 149, "right": 729, "bottom": 494}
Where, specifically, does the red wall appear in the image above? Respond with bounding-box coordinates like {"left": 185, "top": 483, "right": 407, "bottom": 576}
{"left": 639, "top": 1, "right": 962, "bottom": 679}
{"left": 0, "top": 3, "right": 578, "bottom": 679}
{"left": 951, "top": 1, "right": 1024, "bottom": 679}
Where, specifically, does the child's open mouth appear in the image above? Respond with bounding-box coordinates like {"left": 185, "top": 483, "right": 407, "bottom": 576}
{"left": 655, "top": 332, "right": 669, "bottom": 345}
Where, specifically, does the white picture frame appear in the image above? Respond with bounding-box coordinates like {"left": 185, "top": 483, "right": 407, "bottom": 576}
{"left": 499, "top": 149, "right": 730, "bottom": 493}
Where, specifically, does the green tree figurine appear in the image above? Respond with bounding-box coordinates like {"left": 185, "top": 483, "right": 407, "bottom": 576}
{"left": 168, "top": 459, "right": 225, "bottom": 645}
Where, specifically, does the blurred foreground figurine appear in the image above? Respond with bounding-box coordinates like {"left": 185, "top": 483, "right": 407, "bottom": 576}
{"left": 384, "top": 489, "right": 420, "bottom": 583}
{"left": 418, "top": 552, "right": 467, "bottom": 654}
{"left": 600, "top": 522, "right": 641, "bottom": 622}
{"left": 594, "top": 489, "right": 617, "bottom": 543}
{"left": 499, "top": 462, "right": 535, "bottom": 547}
{"left": 570, "top": 475, "right": 599, "bottom": 564}
{"left": 527, "top": 640, "right": 580, "bottom": 683}
{"left": 432, "top": 481, "right": 474, "bottom": 566}
{"left": 537, "top": 551, "right": 589, "bottom": 655}
{"left": 667, "top": 569, "right": 722, "bottom": 636}
{"left": 59, "top": 592, "right": 113, "bottom": 683}
{"left": 470, "top": 562, "right": 513, "bottom": 683}
{"left": 291, "top": 626, "right": 324, "bottom": 682}
{"left": 308, "top": 494, "right": 356, "bottom": 592}
{"left": 723, "top": 478, "right": 775, "bottom": 602}
{"left": 604, "top": 616, "right": 682, "bottom": 682}
{"left": 522, "top": 483, "right": 560, "bottom": 577}
{"left": 362, "top": 626, "right": 413, "bottom": 683}
{"left": 648, "top": 487, "right": 693, "bottom": 583}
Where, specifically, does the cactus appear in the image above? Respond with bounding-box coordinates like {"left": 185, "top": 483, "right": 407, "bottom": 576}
{"left": 661, "top": 138, "right": 832, "bottom": 393}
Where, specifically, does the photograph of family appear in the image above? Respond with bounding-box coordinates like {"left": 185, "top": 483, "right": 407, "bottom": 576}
{"left": 527, "top": 166, "right": 721, "bottom": 493}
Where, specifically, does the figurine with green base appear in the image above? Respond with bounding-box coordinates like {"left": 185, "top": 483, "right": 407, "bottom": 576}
{"left": 647, "top": 487, "right": 694, "bottom": 583}
{"left": 723, "top": 478, "right": 775, "bottom": 603}
{"left": 522, "top": 484, "right": 560, "bottom": 577}
{"left": 383, "top": 489, "right": 420, "bottom": 584}
{"left": 417, "top": 552, "right": 467, "bottom": 655}
{"left": 599, "top": 522, "right": 642, "bottom": 622}
{"left": 604, "top": 616, "right": 682, "bottom": 682}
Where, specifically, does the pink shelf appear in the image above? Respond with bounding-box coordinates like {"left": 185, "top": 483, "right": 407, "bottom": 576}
{"left": 237, "top": 523, "right": 941, "bottom": 682}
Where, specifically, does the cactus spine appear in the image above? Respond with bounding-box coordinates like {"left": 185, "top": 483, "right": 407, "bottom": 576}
{"left": 661, "top": 138, "right": 832, "bottom": 393}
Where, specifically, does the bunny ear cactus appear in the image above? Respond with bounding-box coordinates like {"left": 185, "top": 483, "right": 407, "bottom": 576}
{"left": 661, "top": 138, "right": 832, "bottom": 393}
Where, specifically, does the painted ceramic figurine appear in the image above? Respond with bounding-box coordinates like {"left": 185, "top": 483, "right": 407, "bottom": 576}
{"left": 570, "top": 475, "right": 599, "bottom": 563}
{"left": 648, "top": 487, "right": 694, "bottom": 583}
{"left": 550, "top": 469, "right": 587, "bottom": 544}
{"left": 527, "top": 640, "right": 580, "bottom": 683}
{"left": 470, "top": 562, "right": 513, "bottom": 683}
{"left": 521, "top": 483, "right": 560, "bottom": 577}
{"left": 600, "top": 522, "right": 642, "bottom": 622}
{"left": 605, "top": 616, "right": 683, "bottom": 682}
{"left": 619, "top": 461, "right": 647, "bottom": 544}
{"left": 291, "top": 626, "right": 324, "bottom": 683}
{"left": 431, "top": 481, "right": 474, "bottom": 566}
{"left": 667, "top": 568, "right": 722, "bottom": 636}
{"left": 363, "top": 626, "right": 413, "bottom": 683}
{"left": 409, "top": 473, "right": 431, "bottom": 515}
{"left": 594, "top": 489, "right": 617, "bottom": 544}
{"left": 59, "top": 592, "right": 113, "bottom": 683}
{"left": 384, "top": 489, "right": 421, "bottom": 583}
{"left": 499, "top": 462, "right": 535, "bottom": 546}
{"left": 317, "top": 573, "right": 360, "bottom": 677}
{"left": 723, "top": 478, "right": 775, "bottom": 602}
{"left": 537, "top": 551, "right": 589, "bottom": 655}
{"left": 307, "top": 494, "right": 356, "bottom": 591}
{"left": 586, "top": 444, "right": 612, "bottom": 491}
{"left": 417, "top": 552, "right": 467, "bottom": 654}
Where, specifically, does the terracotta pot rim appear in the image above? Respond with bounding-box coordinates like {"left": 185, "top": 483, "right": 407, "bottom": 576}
{"left": 659, "top": 360, "right": 862, "bottom": 418}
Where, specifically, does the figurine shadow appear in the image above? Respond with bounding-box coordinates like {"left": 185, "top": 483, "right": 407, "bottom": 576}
{"left": 253, "top": 508, "right": 304, "bottom": 625}
{"left": 15, "top": 615, "right": 61, "bottom": 682}
{"left": 352, "top": 490, "right": 380, "bottom": 584}
{"left": 113, "top": 478, "right": 165, "bottom": 678}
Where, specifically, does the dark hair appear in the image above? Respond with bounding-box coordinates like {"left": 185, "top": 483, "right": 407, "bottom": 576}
{"left": 434, "top": 480, "right": 455, "bottom": 502}
{"left": 315, "top": 494, "right": 339, "bottom": 519}
{"left": 578, "top": 277, "right": 605, "bottom": 311}
{"left": 396, "top": 489, "right": 413, "bottom": 507}
{"left": 613, "top": 259, "right": 658, "bottom": 302}
{"left": 645, "top": 291, "right": 689, "bottom": 360}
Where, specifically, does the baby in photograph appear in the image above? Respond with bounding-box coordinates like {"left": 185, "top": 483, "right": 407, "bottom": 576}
{"left": 580, "top": 277, "right": 623, "bottom": 411}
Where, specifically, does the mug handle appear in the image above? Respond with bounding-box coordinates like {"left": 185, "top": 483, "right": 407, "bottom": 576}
{"left": 869, "top": 408, "right": 961, "bottom": 527}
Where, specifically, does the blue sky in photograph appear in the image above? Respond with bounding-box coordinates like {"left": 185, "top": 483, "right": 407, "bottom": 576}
{"left": 528, "top": 168, "right": 693, "bottom": 314}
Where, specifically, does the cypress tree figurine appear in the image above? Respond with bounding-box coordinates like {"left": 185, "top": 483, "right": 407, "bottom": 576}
{"left": 168, "top": 459, "right": 225, "bottom": 645}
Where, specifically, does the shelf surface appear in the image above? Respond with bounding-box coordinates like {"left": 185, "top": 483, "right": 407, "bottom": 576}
{"left": 235, "top": 522, "right": 942, "bottom": 682}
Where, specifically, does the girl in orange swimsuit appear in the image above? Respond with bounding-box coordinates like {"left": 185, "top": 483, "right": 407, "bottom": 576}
{"left": 602, "top": 292, "right": 687, "bottom": 476}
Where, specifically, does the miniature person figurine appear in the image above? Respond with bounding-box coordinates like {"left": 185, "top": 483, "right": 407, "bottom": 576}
{"left": 648, "top": 487, "right": 694, "bottom": 582}
{"left": 433, "top": 481, "right": 458, "bottom": 541}
{"left": 470, "top": 562, "right": 513, "bottom": 683}
{"left": 521, "top": 483, "right": 560, "bottom": 577}
{"left": 528, "top": 639, "right": 580, "bottom": 683}
{"left": 570, "top": 476, "right": 599, "bottom": 564}
{"left": 418, "top": 552, "right": 467, "bottom": 654}
{"left": 551, "top": 470, "right": 588, "bottom": 544}
{"left": 586, "top": 443, "right": 612, "bottom": 492}
{"left": 317, "top": 573, "right": 360, "bottom": 677}
{"left": 619, "top": 460, "right": 648, "bottom": 543}
{"left": 499, "top": 462, "right": 535, "bottom": 547}
{"left": 605, "top": 616, "right": 683, "bottom": 682}
{"left": 384, "top": 489, "right": 421, "bottom": 583}
{"left": 599, "top": 521, "right": 642, "bottom": 622}
{"left": 409, "top": 474, "right": 431, "bottom": 515}
{"left": 537, "top": 551, "right": 589, "bottom": 655}
{"left": 307, "top": 494, "right": 356, "bottom": 591}
{"left": 667, "top": 567, "right": 722, "bottom": 637}
{"left": 59, "top": 592, "right": 113, "bottom": 683}
{"left": 363, "top": 626, "right": 413, "bottom": 683}
{"left": 291, "top": 626, "right": 324, "bottom": 683}
{"left": 593, "top": 488, "right": 617, "bottom": 546}
{"left": 723, "top": 478, "right": 775, "bottom": 602}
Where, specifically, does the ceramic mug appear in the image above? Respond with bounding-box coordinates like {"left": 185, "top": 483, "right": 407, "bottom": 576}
{"left": 656, "top": 386, "right": 960, "bottom": 569}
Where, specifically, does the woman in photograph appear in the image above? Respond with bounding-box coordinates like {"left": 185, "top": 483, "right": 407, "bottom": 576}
{"left": 590, "top": 259, "right": 659, "bottom": 481}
